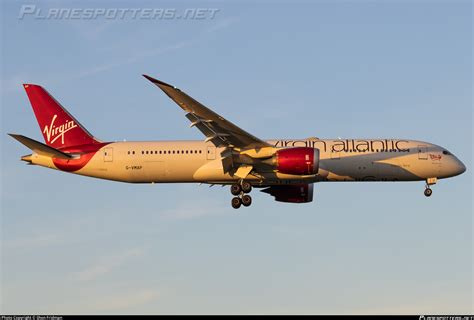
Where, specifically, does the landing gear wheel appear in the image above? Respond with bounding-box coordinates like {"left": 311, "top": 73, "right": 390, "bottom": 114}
{"left": 241, "top": 194, "right": 252, "bottom": 207}
{"left": 424, "top": 188, "right": 432, "bottom": 197}
{"left": 230, "top": 184, "right": 242, "bottom": 196}
{"left": 241, "top": 181, "right": 252, "bottom": 193}
{"left": 231, "top": 197, "right": 242, "bottom": 209}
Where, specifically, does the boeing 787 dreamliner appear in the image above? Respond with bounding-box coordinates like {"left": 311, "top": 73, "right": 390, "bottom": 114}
{"left": 10, "top": 75, "right": 466, "bottom": 208}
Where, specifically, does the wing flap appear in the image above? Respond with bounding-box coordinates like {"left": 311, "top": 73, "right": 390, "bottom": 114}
{"left": 234, "top": 165, "right": 253, "bottom": 179}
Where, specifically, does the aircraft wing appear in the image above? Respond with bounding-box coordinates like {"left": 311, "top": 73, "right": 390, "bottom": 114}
{"left": 143, "top": 75, "right": 271, "bottom": 150}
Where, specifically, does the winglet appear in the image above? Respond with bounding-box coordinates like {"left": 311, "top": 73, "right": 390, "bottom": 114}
{"left": 142, "top": 74, "right": 175, "bottom": 88}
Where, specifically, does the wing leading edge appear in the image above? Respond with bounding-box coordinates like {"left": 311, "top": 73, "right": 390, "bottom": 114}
{"left": 143, "top": 74, "right": 271, "bottom": 150}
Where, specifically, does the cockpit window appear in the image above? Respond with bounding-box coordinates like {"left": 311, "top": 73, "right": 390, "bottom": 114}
{"left": 442, "top": 150, "right": 451, "bottom": 155}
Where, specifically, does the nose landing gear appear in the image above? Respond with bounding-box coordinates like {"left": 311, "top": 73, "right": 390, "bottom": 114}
{"left": 424, "top": 177, "right": 437, "bottom": 197}
{"left": 230, "top": 181, "right": 253, "bottom": 209}
{"left": 424, "top": 187, "right": 433, "bottom": 197}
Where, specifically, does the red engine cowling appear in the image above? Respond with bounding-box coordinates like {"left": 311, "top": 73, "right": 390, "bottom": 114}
{"left": 275, "top": 147, "right": 319, "bottom": 175}
{"left": 261, "top": 184, "right": 314, "bottom": 203}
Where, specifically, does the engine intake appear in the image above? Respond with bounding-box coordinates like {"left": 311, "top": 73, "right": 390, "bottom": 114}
{"left": 275, "top": 147, "right": 319, "bottom": 175}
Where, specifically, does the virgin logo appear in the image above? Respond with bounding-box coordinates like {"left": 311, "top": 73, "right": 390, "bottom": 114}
{"left": 43, "top": 114, "right": 78, "bottom": 144}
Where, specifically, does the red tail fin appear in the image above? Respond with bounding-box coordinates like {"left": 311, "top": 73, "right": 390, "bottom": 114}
{"left": 23, "top": 84, "right": 99, "bottom": 148}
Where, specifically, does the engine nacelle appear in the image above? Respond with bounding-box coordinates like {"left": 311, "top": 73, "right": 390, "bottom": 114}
{"left": 261, "top": 184, "right": 314, "bottom": 203}
{"left": 275, "top": 147, "right": 319, "bottom": 175}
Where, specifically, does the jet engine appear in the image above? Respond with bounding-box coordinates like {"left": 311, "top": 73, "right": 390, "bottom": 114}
{"left": 274, "top": 147, "right": 319, "bottom": 175}
{"left": 261, "top": 184, "right": 314, "bottom": 203}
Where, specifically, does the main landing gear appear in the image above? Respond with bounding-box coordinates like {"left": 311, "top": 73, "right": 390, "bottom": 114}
{"left": 231, "top": 181, "right": 253, "bottom": 209}
{"left": 424, "top": 177, "right": 437, "bottom": 197}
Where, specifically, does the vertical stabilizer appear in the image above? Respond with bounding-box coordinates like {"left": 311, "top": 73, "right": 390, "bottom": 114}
{"left": 23, "top": 84, "right": 99, "bottom": 148}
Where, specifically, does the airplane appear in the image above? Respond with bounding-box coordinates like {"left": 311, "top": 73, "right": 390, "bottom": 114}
{"left": 9, "top": 75, "right": 466, "bottom": 209}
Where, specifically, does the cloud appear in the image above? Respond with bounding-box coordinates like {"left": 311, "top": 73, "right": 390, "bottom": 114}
{"left": 75, "top": 16, "right": 240, "bottom": 79}
{"left": 74, "top": 247, "right": 145, "bottom": 281}
{"left": 160, "top": 196, "right": 228, "bottom": 220}
{"left": 205, "top": 16, "right": 239, "bottom": 33}
{"left": 270, "top": 225, "right": 309, "bottom": 237}
{"left": 49, "top": 288, "right": 160, "bottom": 314}
{"left": 3, "top": 233, "right": 61, "bottom": 249}
{"left": 91, "top": 289, "right": 159, "bottom": 312}
{"left": 2, "top": 73, "right": 30, "bottom": 94}
{"left": 2, "top": 36, "right": 194, "bottom": 95}
{"left": 2, "top": 15, "right": 240, "bottom": 95}
{"left": 76, "top": 39, "right": 193, "bottom": 79}
{"left": 350, "top": 301, "right": 471, "bottom": 315}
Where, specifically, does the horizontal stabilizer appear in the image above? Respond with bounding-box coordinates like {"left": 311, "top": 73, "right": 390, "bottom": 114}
{"left": 8, "top": 134, "right": 72, "bottom": 159}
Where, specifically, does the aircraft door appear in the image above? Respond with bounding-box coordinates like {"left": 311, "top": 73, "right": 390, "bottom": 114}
{"left": 104, "top": 147, "right": 113, "bottom": 162}
{"left": 207, "top": 146, "right": 216, "bottom": 160}
{"left": 418, "top": 145, "right": 428, "bottom": 160}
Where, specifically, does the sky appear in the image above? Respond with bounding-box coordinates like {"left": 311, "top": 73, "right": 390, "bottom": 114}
{"left": 1, "top": 0, "right": 472, "bottom": 315}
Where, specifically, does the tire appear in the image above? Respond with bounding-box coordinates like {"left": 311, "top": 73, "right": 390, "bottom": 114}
{"left": 424, "top": 188, "right": 432, "bottom": 197}
{"left": 231, "top": 197, "right": 242, "bottom": 209}
{"left": 241, "top": 195, "right": 252, "bottom": 207}
{"left": 230, "top": 184, "right": 242, "bottom": 196}
{"left": 241, "top": 181, "right": 252, "bottom": 193}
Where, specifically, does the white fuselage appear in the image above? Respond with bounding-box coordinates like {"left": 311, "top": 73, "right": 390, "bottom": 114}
{"left": 29, "top": 138, "right": 466, "bottom": 186}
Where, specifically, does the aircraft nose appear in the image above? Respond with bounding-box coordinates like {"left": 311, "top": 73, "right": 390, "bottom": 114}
{"left": 441, "top": 154, "right": 466, "bottom": 178}
{"left": 456, "top": 159, "right": 466, "bottom": 175}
